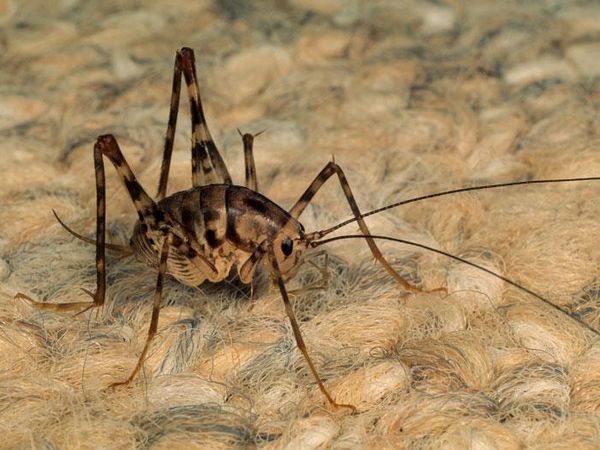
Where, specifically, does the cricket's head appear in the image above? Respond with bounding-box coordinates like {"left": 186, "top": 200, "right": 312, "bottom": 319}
{"left": 271, "top": 218, "right": 309, "bottom": 281}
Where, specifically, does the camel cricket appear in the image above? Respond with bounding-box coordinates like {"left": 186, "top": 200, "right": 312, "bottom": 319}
{"left": 17, "top": 48, "right": 600, "bottom": 412}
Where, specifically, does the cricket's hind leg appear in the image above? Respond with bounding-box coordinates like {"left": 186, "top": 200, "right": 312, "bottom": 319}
{"left": 15, "top": 136, "right": 121, "bottom": 313}
{"left": 156, "top": 48, "right": 233, "bottom": 201}
{"left": 18, "top": 134, "right": 165, "bottom": 314}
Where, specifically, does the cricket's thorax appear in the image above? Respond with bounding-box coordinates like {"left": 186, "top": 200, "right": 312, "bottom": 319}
{"left": 130, "top": 184, "right": 303, "bottom": 286}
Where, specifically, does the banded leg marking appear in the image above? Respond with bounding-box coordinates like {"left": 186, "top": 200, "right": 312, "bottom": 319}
{"left": 110, "top": 235, "right": 171, "bottom": 388}
{"left": 266, "top": 242, "right": 356, "bottom": 412}
{"left": 156, "top": 52, "right": 183, "bottom": 200}
{"left": 289, "top": 162, "right": 435, "bottom": 294}
{"left": 157, "top": 48, "right": 232, "bottom": 199}
{"left": 14, "top": 135, "right": 116, "bottom": 311}
{"left": 179, "top": 47, "right": 232, "bottom": 187}
{"left": 95, "top": 135, "right": 161, "bottom": 227}
{"left": 239, "top": 129, "right": 260, "bottom": 192}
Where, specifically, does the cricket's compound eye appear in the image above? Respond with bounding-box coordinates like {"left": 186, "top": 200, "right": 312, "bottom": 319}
{"left": 281, "top": 238, "right": 293, "bottom": 257}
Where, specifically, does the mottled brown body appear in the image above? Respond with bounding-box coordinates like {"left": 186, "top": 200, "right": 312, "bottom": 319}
{"left": 130, "top": 184, "right": 305, "bottom": 286}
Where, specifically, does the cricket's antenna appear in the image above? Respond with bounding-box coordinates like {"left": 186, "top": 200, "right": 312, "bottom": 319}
{"left": 52, "top": 210, "right": 133, "bottom": 255}
{"left": 311, "top": 233, "right": 600, "bottom": 337}
{"left": 312, "top": 177, "right": 600, "bottom": 239}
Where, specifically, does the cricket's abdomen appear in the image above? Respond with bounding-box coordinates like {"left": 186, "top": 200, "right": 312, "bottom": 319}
{"left": 129, "top": 184, "right": 295, "bottom": 286}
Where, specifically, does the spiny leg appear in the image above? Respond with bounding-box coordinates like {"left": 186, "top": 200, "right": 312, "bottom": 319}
{"left": 179, "top": 47, "right": 232, "bottom": 186}
{"left": 238, "top": 129, "right": 260, "bottom": 192}
{"left": 265, "top": 243, "right": 356, "bottom": 412}
{"left": 110, "top": 235, "right": 171, "bottom": 388}
{"left": 18, "top": 133, "right": 195, "bottom": 312}
{"left": 15, "top": 136, "right": 111, "bottom": 312}
{"left": 289, "top": 162, "right": 439, "bottom": 294}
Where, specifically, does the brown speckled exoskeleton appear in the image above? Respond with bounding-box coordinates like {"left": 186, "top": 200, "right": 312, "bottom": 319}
{"left": 16, "top": 48, "right": 600, "bottom": 412}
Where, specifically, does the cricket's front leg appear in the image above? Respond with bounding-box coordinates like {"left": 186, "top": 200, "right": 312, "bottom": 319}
{"left": 290, "top": 161, "right": 445, "bottom": 294}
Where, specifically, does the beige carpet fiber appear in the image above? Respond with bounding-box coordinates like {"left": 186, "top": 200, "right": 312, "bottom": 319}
{"left": 2, "top": 0, "right": 600, "bottom": 448}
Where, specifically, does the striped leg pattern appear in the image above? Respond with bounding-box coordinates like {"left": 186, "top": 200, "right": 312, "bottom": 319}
{"left": 110, "top": 235, "right": 172, "bottom": 388}
{"left": 266, "top": 241, "right": 356, "bottom": 412}
{"left": 156, "top": 47, "right": 232, "bottom": 200}
{"left": 14, "top": 136, "right": 114, "bottom": 312}
{"left": 240, "top": 129, "right": 259, "bottom": 192}
{"left": 180, "top": 47, "right": 232, "bottom": 187}
{"left": 289, "top": 161, "right": 438, "bottom": 294}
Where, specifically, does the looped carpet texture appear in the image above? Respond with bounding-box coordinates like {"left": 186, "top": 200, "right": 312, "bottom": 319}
{"left": 1, "top": 0, "right": 600, "bottom": 448}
